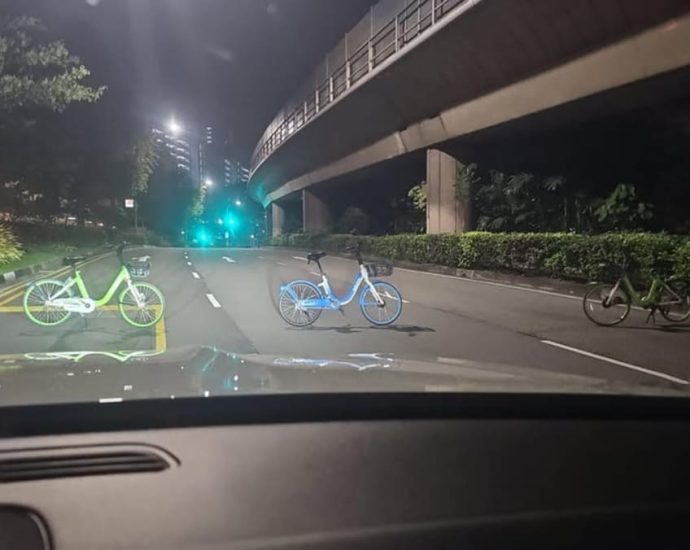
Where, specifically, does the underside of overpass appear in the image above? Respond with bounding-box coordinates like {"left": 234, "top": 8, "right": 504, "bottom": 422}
{"left": 251, "top": 0, "right": 690, "bottom": 235}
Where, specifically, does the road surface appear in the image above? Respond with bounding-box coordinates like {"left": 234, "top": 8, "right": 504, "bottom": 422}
{"left": 0, "top": 246, "right": 689, "bottom": 394}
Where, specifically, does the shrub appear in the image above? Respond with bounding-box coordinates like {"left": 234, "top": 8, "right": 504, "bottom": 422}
{"left": 116, "top": 228, "right": 171, "bottom": 247}
{"left": 10, "top": 222, "right": 107, "bottom": 248}
{"left": 0, "top": 225, "right": 23, "bottom": 266}
{"left": 270, "top": 232, "right": 690, "bottom": 284}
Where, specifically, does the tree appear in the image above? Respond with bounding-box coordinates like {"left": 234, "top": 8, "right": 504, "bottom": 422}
{"left": 592, "top": 184, "right": 654, "bottom": 232}
{"left": 130, "top": 137, "right": 158, "bottom": 196}
{"left": 0, "top": 16, "right": 105, "bottom": 113}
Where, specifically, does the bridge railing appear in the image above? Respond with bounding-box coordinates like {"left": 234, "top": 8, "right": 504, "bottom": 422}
{"left": 251, "top": 0, "right": 468, "bottom": 173}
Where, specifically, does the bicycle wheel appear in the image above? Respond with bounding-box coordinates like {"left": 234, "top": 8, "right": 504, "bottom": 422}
{"left": 278, "top": 281, "right": 322, "bottom": 327}
{"left": 359, "top": 281, "right": 403, "bottom": 327}
{"left": 660, "top": 279, "right": 690, "bottom": 323}
{"left": 118, "top": 283, "right": 165, "bottom": 328}
{"left": 23, "top": 279, "right": 73, "bottom": 327}
{"left": 582, "top": 283, "right": 631, "bottom": 327}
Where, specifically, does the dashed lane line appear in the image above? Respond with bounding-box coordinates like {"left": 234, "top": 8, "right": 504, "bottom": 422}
{"left": 192, "top": 272, "right": 201, "bottom": 279}
{"left": 206, "top": 293, "right": 222, "bottom": 309}
{"left": 541, "top": 340, "right": 689, "bottom": 385}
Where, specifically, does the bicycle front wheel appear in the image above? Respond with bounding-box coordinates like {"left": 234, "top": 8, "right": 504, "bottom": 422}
{"left": 660, "top": 279, "right": 690, "bottom": 323}
{"left": 23, "top": 279, "right": 73, "bottom": 327}
{"left": 582, "top": 283, "right": 631, "bottom": 327}
{"left": 278, "top": 281, "right": 322, "bottom": 327}
{"left": 119, "top": 283, "right": 165, "bottom": 328}
{"left": 360, "top": 281, "right": 403, "bottom": 326}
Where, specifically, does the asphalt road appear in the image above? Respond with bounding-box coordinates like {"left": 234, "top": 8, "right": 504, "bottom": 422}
{"left": 1, "top": 246, "right": 689, "bottom": 393}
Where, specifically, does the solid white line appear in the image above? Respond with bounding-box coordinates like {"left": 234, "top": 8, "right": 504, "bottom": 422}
{"left": 541, "top": 340, "right": 689, "bottom": 385}
{"left": 310, "top": 271, "right": 321, "bottom": 277}
{"left": 192, "top": 272, "right": 200, "bottom": 279}
{"left": 98, "top": 397, "right": 123, "bottom": 404}
{"left": 276, "top": 262, "right": 288, "bottom": 267}
{"left": 293, "top": 256, "right": 308, "bottom": 262}
{"left": 206, "top": 293, "right": 222, "bottom": 309}
{"left": 395, "top": 267, "right": 581, "bottom": 301}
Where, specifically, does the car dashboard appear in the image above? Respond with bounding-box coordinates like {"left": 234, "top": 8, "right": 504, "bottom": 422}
{"left": 0, "top": 393, "right": 689, "bottom": 549}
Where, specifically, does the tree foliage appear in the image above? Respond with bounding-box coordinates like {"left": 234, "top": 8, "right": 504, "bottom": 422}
{"left": 0, "top": 16, "right": 105, "bottom": 112}
{"left": 130, "top": 137, "right": 158, "bottom": 196}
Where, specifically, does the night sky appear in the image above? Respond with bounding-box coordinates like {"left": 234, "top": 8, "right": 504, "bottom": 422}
{"left": 1, "top": 0, "right": 376, "bottom": 160}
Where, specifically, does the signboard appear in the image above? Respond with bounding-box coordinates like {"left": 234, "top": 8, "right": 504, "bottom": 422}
{"left": 125, "top": 198, "right": 135, "bottom": 209}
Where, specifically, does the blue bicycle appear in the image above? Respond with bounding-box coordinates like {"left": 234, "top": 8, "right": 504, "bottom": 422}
{"left": 278, "top": 246, "right": 403, "bottom": 328}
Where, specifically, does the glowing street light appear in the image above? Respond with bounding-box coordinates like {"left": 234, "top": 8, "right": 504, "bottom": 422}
{"left": 204, "top": 178, "right": 214, "bottom": 188}
{"left": 168, "top": 118, "right": 182, "bottom": 136}
{"left": 234, "top": 199, "right": 242, "bottom": 207}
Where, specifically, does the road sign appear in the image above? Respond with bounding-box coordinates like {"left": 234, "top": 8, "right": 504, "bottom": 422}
{"left": 125, "top": 198, "right": 135, "bottom": 209}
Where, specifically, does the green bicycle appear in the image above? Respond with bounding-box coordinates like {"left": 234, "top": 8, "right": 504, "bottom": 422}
{"left": 583, "top": 265, "right": 690, "bottom": 327}
{"left": 23, "top": 243, "right": 165, "bottom": 328}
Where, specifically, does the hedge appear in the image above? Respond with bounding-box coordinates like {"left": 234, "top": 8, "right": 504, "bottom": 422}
{"left": 269, "top": 232, "right": 690, "bottom": 283}
{"left": 10, "top": 222, "right": 107, "bottom": 248}
{"left": 0, "top": 225, "right": 23, "bottom": 266}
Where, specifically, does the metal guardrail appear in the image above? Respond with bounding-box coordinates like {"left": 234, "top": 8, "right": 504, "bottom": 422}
{"left": 251, "top": 0, "right": 467, "bottom": 173}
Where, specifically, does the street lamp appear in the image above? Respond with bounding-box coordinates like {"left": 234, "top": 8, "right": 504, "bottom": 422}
{"left": 168, "top": 118, "right": 182, "bottom": 136}
{"left": 234, "top": 199, "right": 242, "bottom": 207}
{"left": 204, "top": 178, "right": 214, "bottom": 188}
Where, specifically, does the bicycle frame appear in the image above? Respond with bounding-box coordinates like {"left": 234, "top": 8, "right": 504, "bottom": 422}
{"left": 49, "top": 265, "right": 141, "bottom": 307}
{"left": 288, "top": 264, "right": 383, "bottom": 311}
{"left": 610, "top": 274, "right": 680, "bottom": 309}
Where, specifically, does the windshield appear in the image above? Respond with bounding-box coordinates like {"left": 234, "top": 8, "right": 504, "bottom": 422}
{"left": 1, "top": 0, "right": 690, "bottom": 407}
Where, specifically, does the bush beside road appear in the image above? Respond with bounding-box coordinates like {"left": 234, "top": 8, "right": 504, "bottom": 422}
{"left": 270, "top": 232, "right": 690, "bottom": 284}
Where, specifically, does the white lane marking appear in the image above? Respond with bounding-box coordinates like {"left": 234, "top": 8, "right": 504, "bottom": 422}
{"left": 395, "top": 267, "right": 581, "bottom": 301}
{"left": 541, "top": 340, "right": 689, "bottom": 385}
{"left": 192, "top": 272, "right": 200, "bottom": 279}
{"left": 99, "top": 397, "right": 123, "bottom": 404}
{"left": 320, "top": 254, "right": 581, "bottom": 301}
{"left": 222, "top": 257, "right": 236, "bottom": 263}
{"left": 206, "top": 293, "right": 222, "bottom": 309}
{"left": 310, "top": 271, "right": 321, "bottom": 277}
{"left": 293, "top": 256, "right": 308, "bottom": 262}
{"left": 258, "top": 256, "right": 265, "bottom": 260}
{"left": 132, "top": 255, "right": 151, "bottom": 262}
{"left": 276, "top": 262, "right": 288, "bottom": 267}
{"left": 187, "top": 262, "right": 192, "bottom": 266}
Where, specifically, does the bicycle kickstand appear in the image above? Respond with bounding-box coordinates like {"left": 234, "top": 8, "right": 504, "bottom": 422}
{"left": 645, "top": 307, "right": 657, "bottom": 325}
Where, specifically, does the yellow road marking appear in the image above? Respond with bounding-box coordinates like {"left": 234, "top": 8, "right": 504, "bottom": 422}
{"left": 0, "top": 304, "right": 165, "bottom": 354}
{"left": 155, "top": 314, "right": 167, "bottom": 353}
{"left": 0, "top": 288, "right": 25, "bottom": 307}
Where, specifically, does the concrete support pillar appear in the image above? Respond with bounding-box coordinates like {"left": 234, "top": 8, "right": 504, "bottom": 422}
{"left": 426, "top": 149, "right": 472, "bottom": 234}
{"left": 272, "top": 202, "right": 286, "bottom": 237}
{"left": 302, "top": 189, "right": 332, "bottom": 234}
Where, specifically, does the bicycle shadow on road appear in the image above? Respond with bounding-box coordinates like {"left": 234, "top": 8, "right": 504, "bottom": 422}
{"left": 288, "top": 325, "right": 435, "bottom": 337}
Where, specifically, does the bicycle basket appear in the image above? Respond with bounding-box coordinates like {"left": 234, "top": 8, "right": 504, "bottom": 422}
{"left": 127, "top": 261, "right": 151, "bottom": 278}
{"left": 366, "top": 263, "right": 393, "bottom": 277}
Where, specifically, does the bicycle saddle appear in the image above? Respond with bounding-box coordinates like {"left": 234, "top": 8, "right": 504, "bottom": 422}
{"left": 62, "top": 256, "right": 86, "bottom": 267}
{"left": 307, "top": 251, "right": 327, "bottom": 263}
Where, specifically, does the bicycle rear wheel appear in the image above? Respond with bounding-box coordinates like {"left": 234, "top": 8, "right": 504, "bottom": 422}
{"left": 582, "top": 283, "right": 631, "bottom": 327}
{"left": 23, "top": 279, "right": 73, "bottom": 326}
{"left": 278, "top": 281, "right": 323, "bottom": 327}
{"left": 119, "top": 283, "right": 165, "bottom": 328}
{"left": 359, "top": 281, "right": 403, "bottom": 326}
{"left": 660, "top": 279, "right": 690, "bottom": 323}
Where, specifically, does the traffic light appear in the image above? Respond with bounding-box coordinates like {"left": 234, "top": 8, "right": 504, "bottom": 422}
{"left": 195, "top": 228, "right": 210, "bottom": 246}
